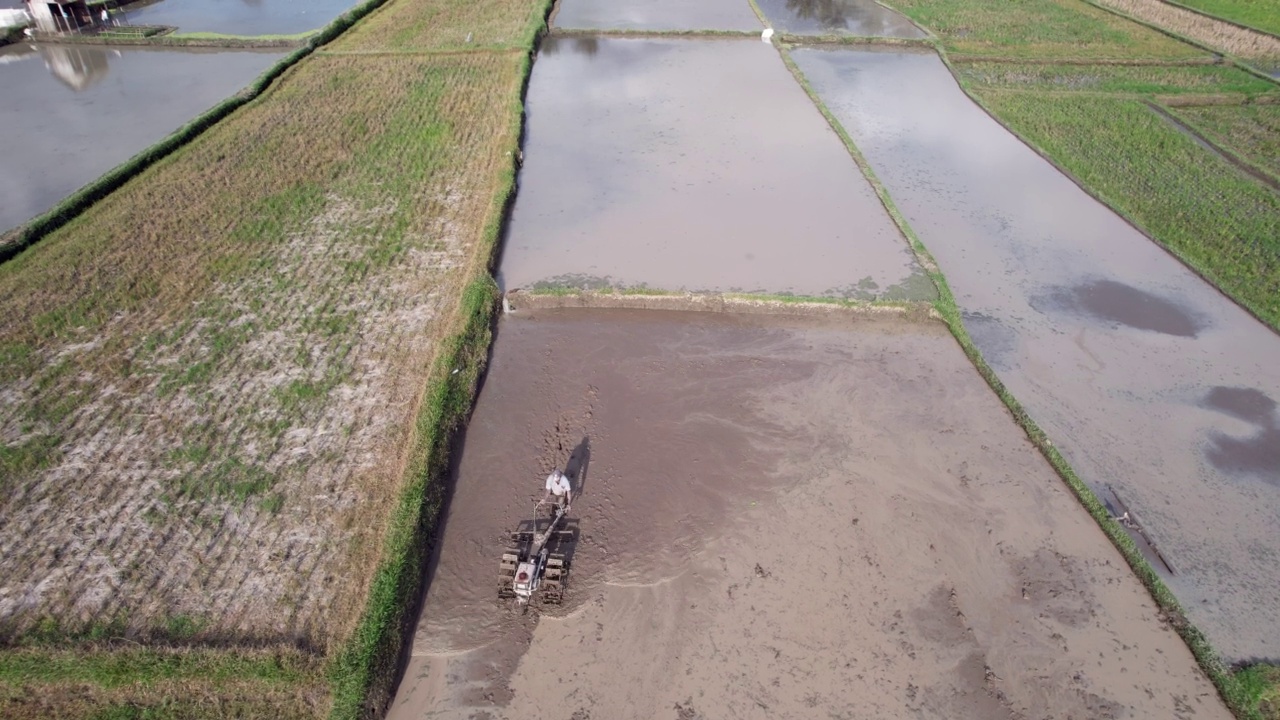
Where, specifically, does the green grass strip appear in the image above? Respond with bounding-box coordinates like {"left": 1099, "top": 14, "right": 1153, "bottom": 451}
{"left": 0, "top": 648, "right": 314, "bottom": 689}
{"left": 778, "top": 42, "right": 1264, "bottom": 720}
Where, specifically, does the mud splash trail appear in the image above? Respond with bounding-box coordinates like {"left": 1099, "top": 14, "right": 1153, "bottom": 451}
{"left": 791, "top": 46, "right": 1280, "bottom": 660}
{"left": 497, "top": 36, "right": 930, "bottom": 300}
{"left": 388, "top": 309, "right": 1230, "bottom": 720}
{"left": 0, "top": 44, "right": 285, "bottom": 234}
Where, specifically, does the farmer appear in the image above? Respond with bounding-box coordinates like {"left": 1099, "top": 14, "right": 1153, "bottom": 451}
{"left": 542, "top": 469, "right": 572, "bottom": 512}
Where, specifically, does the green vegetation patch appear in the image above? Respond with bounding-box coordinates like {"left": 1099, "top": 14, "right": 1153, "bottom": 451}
{"left": 0, "top": 648, "right": 312, "bottom": 688}
{"left": 1173, "top": 103, "right": 1280, "bottom": 180}
{"left": 327, "top": 0, "right": 546, "bottom": 52}
{"left": 1238, "top": 663, "right": 1280, "bottom": 719}
{"left": 977, "top": 90, "right": 1280, "bottom": 332}
{"left": 882, "top": 0, "right": 1205, "bottom": 59}
{"left": 955, "top": 60, "right": 1277, "bottom": 94}
{"left": 1167, "top": 0, "right": 1280, "bottom": 36}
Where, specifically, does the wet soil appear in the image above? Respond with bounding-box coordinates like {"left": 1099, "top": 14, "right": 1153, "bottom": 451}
{"left": 498, "top": 37, "right": 928, "bottom": 300}
{"left": 387, "top": 308, "right": 1229, "bottom": 720}
{"left": 117, "top": 0, "right": 359, "bottom": 35}
{"left": 0, "top": 44, "right": 284, "bottom": 234}
{"left": 754, "top": 0, "right": 925, "bottom": 38}
{"left": 791, "top": 45, "right": 1280, "bottom": 660}
{"left": 553, "top": 0, "right": 762, "bottom": 32}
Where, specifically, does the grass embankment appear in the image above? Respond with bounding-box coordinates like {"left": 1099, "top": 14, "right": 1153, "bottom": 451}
{"left": 796, "top": 0, "right": 1279, "bottom": 714}
{"left": 1169, "top": 0, "right": 1280, "bottom": 35}
{"left": 0, "top": 0, "right": 548, "bottom": 717}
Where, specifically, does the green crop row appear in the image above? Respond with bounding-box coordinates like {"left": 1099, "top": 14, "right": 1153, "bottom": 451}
{"left": 1171, "top": 103, "right": 1280, "bottom": 180}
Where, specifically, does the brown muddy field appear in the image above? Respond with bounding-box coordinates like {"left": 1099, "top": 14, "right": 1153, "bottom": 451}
{"left": 792, "top": 45, "right": 1280, "bottom": 661}
{"left": 386, "top": 308, "right": 1227, "bottom": 720}
{"left": 497, "top": 37, "right": 928, "bottom": 300}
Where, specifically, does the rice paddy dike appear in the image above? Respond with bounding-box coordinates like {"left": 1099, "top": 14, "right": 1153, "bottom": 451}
{"left": 1, "top": 0, "right": 1278, "bottom": 719}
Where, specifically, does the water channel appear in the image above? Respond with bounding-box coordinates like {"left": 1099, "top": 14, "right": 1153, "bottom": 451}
{"left": 791, "top": 45, "right": 1280, "bottom": 661}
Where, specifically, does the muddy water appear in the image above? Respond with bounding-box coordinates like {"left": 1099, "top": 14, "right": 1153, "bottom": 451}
{"left": 553, "top": 0, "right": 761, "bottom": 32}
{"left": 115, "top": 0, "right": 358, "bottom": 36}
{"left": 0, "top": 44, "right": 283, "bottom": 234}
{"left": 792, "top": 46, "right": 1280, "bottom": 660}
{"left": 390, "top": 309, "right": 1231, "bottom": 720}
{"left": 389, "top": 309, "right": 820, "bottom": 718}
{"left": 755, "top": 0, "right": 925, "bottom": 37}
{"left": 498, "top": 36, "right": 930, "bottom": 300}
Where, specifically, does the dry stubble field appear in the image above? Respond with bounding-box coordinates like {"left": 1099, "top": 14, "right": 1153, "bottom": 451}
{"left": 0, "top": 0, "right": 549, "bottom": 716}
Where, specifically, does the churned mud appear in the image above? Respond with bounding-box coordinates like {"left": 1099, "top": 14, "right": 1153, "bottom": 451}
{"left": 387, "top": 308, "right": 1229, "bottom": 720}
{"left": 755, "top": 0, "right": 925, "bottom": 38}
{"left": 553, "top": 0, "right": 761, "bottom": 32}
{"left": 498, "top": 37, "right": 929, "bottom": 300}
{"left": 792, "top": 45, "right": 1280, "bottom": 660}
{"left": 0, "top": 44, "right": 284, "bottom": 234}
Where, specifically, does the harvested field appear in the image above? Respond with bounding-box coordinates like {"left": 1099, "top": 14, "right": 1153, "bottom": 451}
{"left": 879, "top": 0, "right": 1206, "bottom": 59}
{"left": 1174, "top": 103, "right": 1280, "bottom": 179}
{"left": 1096, "top": 0, "right": 1280, "bottom": 65}
{"left": 0, "top": 48, "right": 525, "bottom": 654}
{"left": 1172, "top": 0, "right": 1280, "bottom": 36}
{"left": 326, "top": 0, "right": 546, "bottom": 52}
{"left": 387, "top": 308, "right": 1230, "bottom": 720}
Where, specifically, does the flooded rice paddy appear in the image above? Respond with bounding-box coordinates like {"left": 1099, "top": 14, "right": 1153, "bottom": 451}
{"left": 498, "top": 36, "right": 930, "bottom": 299}
{"left": 792, "top": 45, "right": 1280, "bottom": 661}
{"left": 0, "top": 44, "right": 284, "bottom": 234}
{"left": 114, "top": 0, "right": 359, "bottom": 36}
{"left": 754, "top": 0, "right": 925, "bottom": 38}
{"left": 388, "top": 308, "right": 1229, "bottom": 720}
{"left": 552, "top": 0, "right": 761, "bottom": 32}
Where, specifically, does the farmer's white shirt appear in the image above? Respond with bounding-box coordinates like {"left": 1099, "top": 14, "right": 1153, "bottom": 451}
{"left": 545, "top": 472, "right": 571, "bottom": 496}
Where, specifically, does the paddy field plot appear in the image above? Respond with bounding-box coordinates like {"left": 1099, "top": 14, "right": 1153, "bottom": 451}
{"left": 386, "top": 308, "right": 1230, "bottom": 720}
{"left": 792, "top": 44, "right": 1280, "bottom": 661}
{"left": 498, "top": 36, "right": 930, "bottom": 300}
{"left": 0, "top": 49, "right": 524, "bottom": 655}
